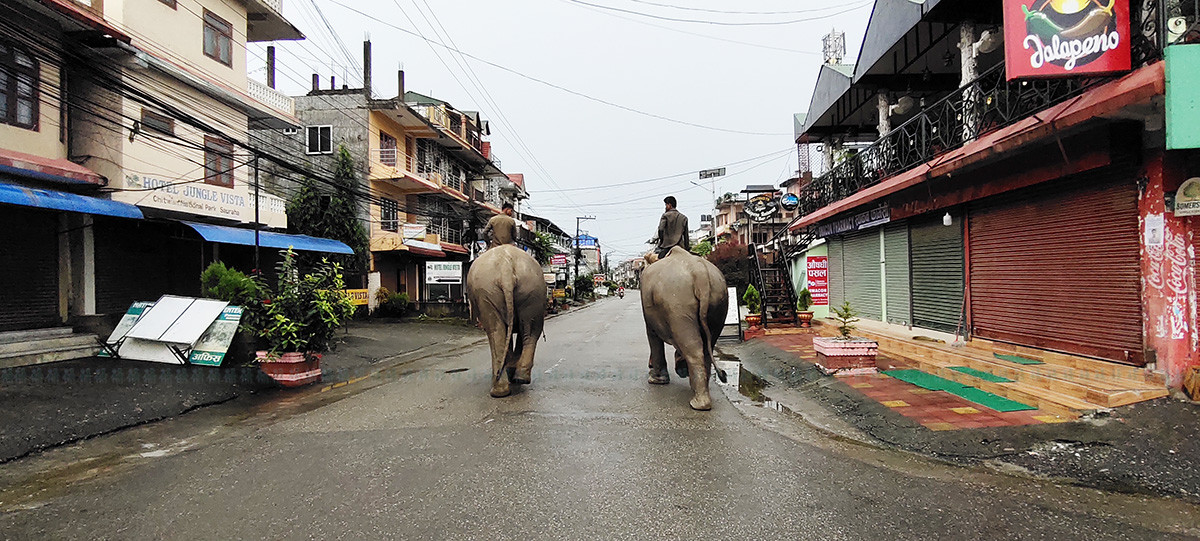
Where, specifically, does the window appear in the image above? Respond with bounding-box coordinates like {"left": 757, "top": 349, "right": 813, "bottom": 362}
{"left": 379, "top": 131, "right": 397, "bottom": 167}
{"left": 140, "top": 108, "right": 174, "bottom": 135}
{"left": 202, "top": 10, "right": 232, "bottom": 67}
{"left": 381, "top": 198, "right": 399, "bottom": 232}
{"left": 1, "top": 41, "right": 39, "bottom": 130}
{"left": 204, "top": 136, "right": 235, "bottom": 187}
{"left": 306, "top": 125, "right": 332, "bottom": 154}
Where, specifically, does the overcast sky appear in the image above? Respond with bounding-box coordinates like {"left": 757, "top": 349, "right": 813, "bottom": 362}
{"left": 251, "top": 0, "right": 871, "bottom": 261}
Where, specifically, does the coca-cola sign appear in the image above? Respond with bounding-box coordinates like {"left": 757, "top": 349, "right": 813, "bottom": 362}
{"left": 1004, "top": 0, "right": 1130, "bottom": 80}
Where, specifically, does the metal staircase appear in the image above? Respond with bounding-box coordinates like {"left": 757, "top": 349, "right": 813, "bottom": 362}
{"left": 748, "top": 244, "right": 800, "bottom": 329}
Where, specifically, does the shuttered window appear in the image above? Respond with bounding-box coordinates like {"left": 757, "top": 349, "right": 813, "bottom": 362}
{"left": 883, "top": 221, "right": 910, "bottom": 325}
{"left": 969, "top": 171, "right": 1143, "bottom": 364}
{"left": 842, "top": 228, "right": 882, "bottom": 321}
{"left": 910, "top": 215, "right": 965, "bottom": 333}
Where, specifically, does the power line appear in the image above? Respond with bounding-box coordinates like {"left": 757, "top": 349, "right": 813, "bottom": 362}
{"left": 559, "top": 0, "right": 873, "bottom": 26}
{"left": 625, "top": 0, "right": 872, "bottom": 16}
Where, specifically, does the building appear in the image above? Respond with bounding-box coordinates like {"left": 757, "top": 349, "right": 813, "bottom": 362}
{"left": 251, "top": 41, "right": 522, "bottom": 315}
{"left": 0, "top": 0, "right": 338, "bottom": 349}
{"left": 785, "top": 0, "right": 1199, "bottom": 395}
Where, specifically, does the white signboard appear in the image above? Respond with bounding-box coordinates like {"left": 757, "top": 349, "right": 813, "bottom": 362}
{"left": 595, "top": 286, "right": 609, "bottom": 296}
{"left": 724, "top": 287, "right": 740, "bottom": 325}
{"left": 114, "top": 173, "right": 286, "bottom": 227}
{"left": 426, "top": 261, "right": 463, "bottom": 284}
{"left": 403, "top": 224, "right": 428, "bottom": 240}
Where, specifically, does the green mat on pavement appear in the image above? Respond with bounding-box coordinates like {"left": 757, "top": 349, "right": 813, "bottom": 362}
{"left": 882, "top": 369, "right": 1036, "bottom": 412}
{"left": 950, "top": 366, "right": 1014, "bottom": 383}
{"left": 994, "top": 353, "right": 1044, "bottom": 365}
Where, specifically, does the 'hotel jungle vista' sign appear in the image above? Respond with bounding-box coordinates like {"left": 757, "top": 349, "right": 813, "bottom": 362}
{"left": 1004, "top": 0, "right": 1130, "bottom": 80}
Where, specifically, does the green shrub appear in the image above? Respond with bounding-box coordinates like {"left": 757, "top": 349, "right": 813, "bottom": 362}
{"left": 200, "top": 261, "right": 264, "bottom": 332}
{"left": 742, "top": 284, "right": 761, "bottom": 314}
{"left": 831, "top": 301, "right": 859, "bottom": 339}
{"left": 374, "top": 286, "right": 410, "bottom": 318}
{"left": 797, "top": 288, "right": 814, "bottom": 312}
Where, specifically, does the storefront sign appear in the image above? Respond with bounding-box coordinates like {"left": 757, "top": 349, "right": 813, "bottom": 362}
{"left": 816, "top": 205, "right": 891, "bottom": 237}
{"left": 745, "top": 193, "right": 779, "bottom": 222}
{"left": 593, "top": 274, "right": 607, "bottom": 284}
{"left": 551, "top": 253, "right": 568, "bottom": 265}
{"left": 806, "top": 256, "right": 829, "bottom": 306}
{"left": 780, "top": 193, "right": 800, "bottom": 211}
{"left": 115, "top": 173, "right": 286, "bottom": 228}
{"left": 1003, "top": 0, "right": 1131, "bottom": 80}
{"left": 403, "top": 224, "right": 427, "bottom": 240}
{"left": 575, "top": 236, "right": 597, "bottom": 248}
{"left": 544, "top": 273, "right": 556, "bottom": 284}
{"left": 188, "top": 306, "right": 243, "bottom": 366}
{"left": 425, "top": 261, "right": 463, "bottom": 284}
{"left": 344, "top": 289, "right": 370, "bottom": 306}
{"left": 553, "top": 288, "right": 567, "bottom": 298}
{"left": 1174, "top": 178, "right": 1200, "bottom": 216}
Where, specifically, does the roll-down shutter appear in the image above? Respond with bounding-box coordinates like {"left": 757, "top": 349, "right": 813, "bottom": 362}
{"left": 0, "top": 208, "right": 59, "bottom": 330}
{"left": 910, "top": 215, "right": 965, "bottom": 333}
{"left": 969, "top": 172, "right": 1143, "bottom": 364}
{"left": 827, "top": 237, "right": 844, "bottom": 309}
{"left": 883, "top": 221, "right": 910, "bottom": 325}
{"left": 842, "top": 228, "right": 882, "bottom": 321}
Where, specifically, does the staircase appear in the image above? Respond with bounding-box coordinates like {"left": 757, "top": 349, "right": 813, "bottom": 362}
{"left": 821, "top": 321, "right": 1169, "bottom": 419}
{"left": 748, "top": 244, "right": 799, "bottom": 329}
{"left": 0, "top": 328, "right": 101, "bottom": 370}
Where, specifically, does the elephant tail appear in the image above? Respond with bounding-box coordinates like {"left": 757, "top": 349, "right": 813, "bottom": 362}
{"left": 694, "top": 266, "right": 728, "bottom": 384}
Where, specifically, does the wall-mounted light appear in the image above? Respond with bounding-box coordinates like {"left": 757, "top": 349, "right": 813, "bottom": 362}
{"left": 943, "top": 212, "right": 953, "bottom": 226}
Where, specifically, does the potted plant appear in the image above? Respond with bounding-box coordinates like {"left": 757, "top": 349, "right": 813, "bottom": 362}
{"left": 812, "top": 301, "right": 879, "bottom": 375}
{"left": 743, "top": 284, "right": 762, "bottom": 328}
{"left": 796, "top": 288, "right": 814, "bottom": 328}
{"left": 251, "top": 249, "right": 356, "bottom": 387}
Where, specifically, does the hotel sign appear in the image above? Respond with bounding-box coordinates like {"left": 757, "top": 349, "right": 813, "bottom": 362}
{"left": 1004, "top": 0, "right": 1131, "bottom": 80}
{"left": 116, "top": 173, "right": 286, "bottom": 228}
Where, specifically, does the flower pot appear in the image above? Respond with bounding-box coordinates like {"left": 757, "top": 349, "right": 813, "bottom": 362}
{"left": 797, "top": 311, "right": 814, "bottom": 328}
{"left": 812, "top": 337, "right": 878, "bottom": 375}
{"left": 256, "top": 351, "right": 322, "bottom": 387}
{"left": 745, "top": 314, "right": 762, "bottom": 328}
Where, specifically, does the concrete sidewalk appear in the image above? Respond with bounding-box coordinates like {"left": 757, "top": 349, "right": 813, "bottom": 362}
{"left": 722, "top": 331, "right": 1200, "bottom": 504}
{"left": 0, "top": 319, "right": 479, "bottom": 463}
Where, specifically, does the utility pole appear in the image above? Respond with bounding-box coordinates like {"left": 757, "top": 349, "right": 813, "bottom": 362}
{"left": 253, "top": 153, "right": 261, "bottom": 272}
{"left": 574, "top": 215, "right": 594, "bottom": 300}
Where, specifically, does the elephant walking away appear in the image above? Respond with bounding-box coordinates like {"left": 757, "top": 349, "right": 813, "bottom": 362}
{"left": 639, "top": 246, "right": 729, "bottom": 410}
{"left": 466, "top": 244, "right": 547, "bottom": 398}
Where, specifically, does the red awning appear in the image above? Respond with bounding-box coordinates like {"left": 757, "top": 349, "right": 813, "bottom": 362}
{"left": 790, "top": 61, "right": 1166, "bottom": 233}
{"left": 440, "top": 242, "right": 469, "bottom": 255}
{"left": 0, "top": 148, "right": 104, "bottom": 185}
{"left": 405, "top": 246, "right": 444, "bottom": 258}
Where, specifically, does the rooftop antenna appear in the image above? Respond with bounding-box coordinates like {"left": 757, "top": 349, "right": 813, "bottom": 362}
{"left": 823, "top": 28, "right": 846, "bottom": 65}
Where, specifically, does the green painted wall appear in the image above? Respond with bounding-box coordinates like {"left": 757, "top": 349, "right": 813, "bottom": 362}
{"left": 789, "top": 244, "right": 830, "bottom": 319}
{"left": 1166, "top": 44, "right": 1200, "bottom": 150}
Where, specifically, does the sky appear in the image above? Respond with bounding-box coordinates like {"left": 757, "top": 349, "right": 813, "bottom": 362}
{"left": 250, "top": 0, "right": 872, "bottom": 262}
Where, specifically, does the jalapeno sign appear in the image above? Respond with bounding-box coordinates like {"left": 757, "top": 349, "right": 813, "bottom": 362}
{"left": 1004, "top": 0, "right": 1130, "bottom": 80}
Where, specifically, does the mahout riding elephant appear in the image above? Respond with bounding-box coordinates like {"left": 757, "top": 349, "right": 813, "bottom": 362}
{"left": 466, "top": 244, "right": 547, "bottom": 398}
{"left": 640, "top": 246, "right": 729, "bottom": 410}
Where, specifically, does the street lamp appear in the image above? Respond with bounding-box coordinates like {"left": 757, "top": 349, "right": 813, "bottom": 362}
{"left": 574, "top": 215, "right": 595, "bottom": 300}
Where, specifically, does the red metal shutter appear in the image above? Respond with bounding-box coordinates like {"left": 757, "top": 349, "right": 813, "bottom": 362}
{"left": 968, "top": 171, "right": 1143, "bottom": 365}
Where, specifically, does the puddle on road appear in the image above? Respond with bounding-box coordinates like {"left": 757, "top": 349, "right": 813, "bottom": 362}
{"left": 737, "top": 365, "right": 770, "bottom": 402}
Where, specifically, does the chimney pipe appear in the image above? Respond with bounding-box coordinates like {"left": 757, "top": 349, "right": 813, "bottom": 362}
{"left": 397, "top": 69, "right": 405, "bottom": 99}
{"left": 312, "top": 73, "right": 319, "bottom": 91}
{"left": 363, "top": 40, "right": 372, "bottom": 99}
{"left": 330, "top": 75, "right": 335, "bottom": 89}
{"left": 266, "top": 46, "right": 276, "bottom": 89}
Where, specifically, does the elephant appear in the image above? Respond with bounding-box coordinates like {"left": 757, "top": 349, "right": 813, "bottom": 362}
{"left": 639, "top": 246, "right": 729, "bottom": 410}
{"left": 466, "top": 244, "right": 547, "bottom": 398}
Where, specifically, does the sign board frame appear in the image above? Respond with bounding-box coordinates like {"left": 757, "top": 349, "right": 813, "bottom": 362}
{"left": 1003, "top": 0, "right": 1131, "bottom": 81}
{"left": 425, "top": 261, "right": 463, "bottom": 285}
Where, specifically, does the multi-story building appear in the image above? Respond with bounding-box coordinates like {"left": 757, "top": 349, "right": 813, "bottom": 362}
{"left": 252, "top": 42, "right": 521, "bottom": 313}
{"left": 786, "top": 0, "right": 1198, "bottom": 400}
{"left": 0, "top": 0, "right": 323, "bottom": 350}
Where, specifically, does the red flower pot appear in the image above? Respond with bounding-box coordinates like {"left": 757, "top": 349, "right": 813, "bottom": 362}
{"left": 256, "top": 351, "right": 322, "bottom": 387}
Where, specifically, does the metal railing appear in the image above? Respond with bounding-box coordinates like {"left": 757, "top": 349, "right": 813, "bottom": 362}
{"left": 369, "top": 148, "right": 414, "bottom": 173}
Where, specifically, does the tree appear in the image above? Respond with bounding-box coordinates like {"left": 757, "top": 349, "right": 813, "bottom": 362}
{"left": 531, "top": 231, "right": 555, "bottom": 264}
{"left": 706, "top": 242, "right": 748, "bottom": 299}
{"left": 286, "top": 145, "right": 370, "bottom": 281}
{"left": 690, "top": 239, "right": 713, "bottom": 257}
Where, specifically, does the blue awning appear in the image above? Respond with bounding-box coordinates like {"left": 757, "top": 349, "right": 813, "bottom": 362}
{"left": 182, "top": 221, "right": 354, "bottom": 255}
{"left": 0, "top": 182, "right": 143, "bottom": 219}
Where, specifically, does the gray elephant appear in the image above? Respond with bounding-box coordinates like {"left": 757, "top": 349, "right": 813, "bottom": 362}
{"left": 466, "top": 244, "right": 547, "bottom": 398}
{"left": 640, "top": 246, "right": 729, "bottom": 410}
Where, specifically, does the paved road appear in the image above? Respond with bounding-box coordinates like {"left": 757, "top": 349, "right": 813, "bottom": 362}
{"left": 1, "top": 298, "right": 1197, "bottom": 539}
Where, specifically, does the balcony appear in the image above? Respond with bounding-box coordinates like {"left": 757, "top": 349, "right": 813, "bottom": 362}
{"left": 247, "top": 79, "right": 294, "bottom": 117}
{"left": 412, "top": 104, "right": 486, "bottom": 155}
{"left": 246, "top": 0, "right": 303, "bottom": 42}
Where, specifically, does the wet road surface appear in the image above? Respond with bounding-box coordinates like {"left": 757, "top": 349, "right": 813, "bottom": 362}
{"left": 1, "top": 298, "right": 1198, "bottom": 539}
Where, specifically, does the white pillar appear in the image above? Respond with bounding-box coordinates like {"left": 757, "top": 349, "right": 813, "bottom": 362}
{"left": 877, "top": 93, "right": 891, "bottom": 138}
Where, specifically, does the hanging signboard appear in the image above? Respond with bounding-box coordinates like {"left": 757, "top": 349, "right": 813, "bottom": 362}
{"left": 745, "top": 193, "right": 779, "bottom": 222}
{"left": 425, "top": 261, "right": 463, "bottom": 284}
{"left": 779, "top": 193, "right": 800, "bottom": 211}
{"left": 551, "top": 253, "right": 568, "bottom": 265}
{"left": 403, "top": 224, "right": 427, "bottom": 240}
{"left": 806, "top": 256, "right": 829, "bottom": 306}
{"left": 1175, "top": 178, "right": 1200, "bottom": 216}
{"left": 1003, "top": 0, "right": 1131, "bottom": 80}
{"left": 699, "top": 168, "right": 726, "bottom": 179}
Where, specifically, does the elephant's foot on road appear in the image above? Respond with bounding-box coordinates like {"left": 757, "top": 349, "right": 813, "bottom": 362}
{"left": 689, "top": 394, "right": 713, "bottom": 411}
{"left": 648, "top": 369, "right": 670, "bottom": 385}
{"left": 511, "top": 367, "right": 532, "bottom": 385}
{"left": 490, "top": 380, "right": 512, "bottom": 398}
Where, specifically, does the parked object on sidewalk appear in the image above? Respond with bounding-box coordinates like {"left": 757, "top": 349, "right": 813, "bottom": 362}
{"left": 466, "top": 244, "right": 547, "bottom": 399}
{"left": 1185, "top": 367, "right": 1200, "bottom": 401}
{"left": 250, "top": 250, "right": 356, "bottom": 386}
{"left": 813, "top": 301, "right": 879, "bottom": 375}
{"left": 743, "top": 284, "right": 762, "bottom": 328}
{"left": 640, "top": 246, "right": 729, "bottom": 411}
{"left": 100, "top": 296, "right": 243, "bottom": 367}
{"left": 796, "top": 288, "right": 814, "bottom": 328}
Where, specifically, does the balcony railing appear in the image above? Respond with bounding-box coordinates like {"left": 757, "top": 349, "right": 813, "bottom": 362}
{"left": 369, "top": 148, "right": 415, "bottom": 175}
{"left": 247, "top": 79, "right": 295, "bottom": 116}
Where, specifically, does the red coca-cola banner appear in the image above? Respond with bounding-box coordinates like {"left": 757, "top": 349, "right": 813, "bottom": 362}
{"left": 1004, "top": 0, "right": 1131, "bottom": 80}
{"left": 806, "top": 256, "right": 829, "bottom": 306}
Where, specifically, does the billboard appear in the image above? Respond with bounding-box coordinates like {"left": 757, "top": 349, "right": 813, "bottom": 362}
{"left": 425, "top": 261, "right": 463, "bottom": 284}
{"left": 1003, "top": 0, "right": 1130, "bottom": 80}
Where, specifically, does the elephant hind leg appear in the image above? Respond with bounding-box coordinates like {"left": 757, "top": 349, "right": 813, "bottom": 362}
{"left": 487, "top": 326, "right": 512, "bottom": 398}
{"left": 647, "top": 326, "right": 669, "bottom": 385}
{"left": 674, "top": 349, "right": 689, "bottom": 379}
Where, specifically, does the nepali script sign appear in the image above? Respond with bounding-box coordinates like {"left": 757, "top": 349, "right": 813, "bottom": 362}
{"left": 806, "top": 256, "right": 829, "bottom": 306}
{"left": 1003, "top": 0, "right": 1130, "bottom": 80}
